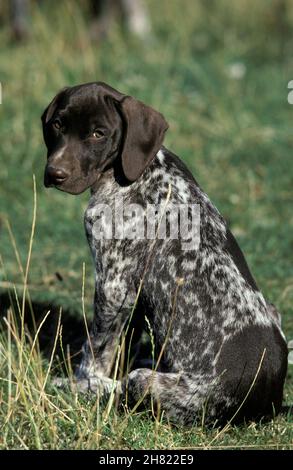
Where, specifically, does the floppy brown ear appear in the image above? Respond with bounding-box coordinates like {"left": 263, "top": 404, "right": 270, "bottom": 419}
{"left": 118, "top": 96, "right": 168, "bottom": 182}
{"left": 41, "top": 87, "right": 69, "bottom": 125}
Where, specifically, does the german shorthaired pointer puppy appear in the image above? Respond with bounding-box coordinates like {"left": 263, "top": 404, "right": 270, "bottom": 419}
{"left": 42, "top": 82, "right": 287, "bottom": 425}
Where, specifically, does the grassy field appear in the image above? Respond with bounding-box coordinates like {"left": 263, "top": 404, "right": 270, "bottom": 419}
{"left": 0, "top": 0, "right": 292, "bottom": 449}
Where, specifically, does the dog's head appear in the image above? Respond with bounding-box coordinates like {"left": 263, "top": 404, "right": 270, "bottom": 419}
{"left": 41, "top": 82, "right": 168, "bottom": 194}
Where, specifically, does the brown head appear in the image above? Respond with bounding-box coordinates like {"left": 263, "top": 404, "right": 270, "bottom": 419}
{"left": 41, "top": 82, "right": 168, "bottom": 194}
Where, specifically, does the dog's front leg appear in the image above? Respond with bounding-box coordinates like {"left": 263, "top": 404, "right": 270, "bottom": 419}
{"left": 53, "top": 295, "right": 129, "bottom": 395}
{"left": 77, "top": 304, "right": 129, "bottom": 379}
{"left": 69, "top": 274, "right": 134, "bottom": 394}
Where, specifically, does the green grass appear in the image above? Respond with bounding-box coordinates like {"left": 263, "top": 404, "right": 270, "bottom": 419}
{"left": 0, "top": 0, "right": 292, "bottom": 450}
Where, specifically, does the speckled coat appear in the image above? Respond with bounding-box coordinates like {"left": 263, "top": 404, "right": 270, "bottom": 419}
{"left": 78, "top": 147, "right": 287, "bottom": 425}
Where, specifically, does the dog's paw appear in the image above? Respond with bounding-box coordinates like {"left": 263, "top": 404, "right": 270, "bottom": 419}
{"left": 51, "top": 377, "right": 71, "bottom": 388}
{"left": 51, "top": 376, "right": 90, "bottom": 393}
{"left": 88, "top": 376, "right": 122, "bottom": 395}
{"left": 51, "top": 375, "right": 121, "bottom": 395}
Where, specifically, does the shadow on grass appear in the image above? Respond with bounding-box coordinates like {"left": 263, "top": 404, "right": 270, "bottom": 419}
{"left": 0, "top": 289, "right": 86, "bottom": 371}
{"left": 0, "top": 289, "right": 154, "bottom": 374}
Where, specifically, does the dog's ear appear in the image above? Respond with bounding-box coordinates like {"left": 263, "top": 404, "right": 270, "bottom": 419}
{"left": 98, "top": 82, "right": 168, "bottom": 181}
{"left": 41, "top": 87, "right": 69, "bottom": 125}
{"left": 118, "top": 97, "right": 168, "bottom": 182}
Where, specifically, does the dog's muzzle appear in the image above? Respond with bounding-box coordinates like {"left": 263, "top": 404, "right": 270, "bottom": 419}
{"left": 44, "top": 165, "right": 69, "bottom": 187}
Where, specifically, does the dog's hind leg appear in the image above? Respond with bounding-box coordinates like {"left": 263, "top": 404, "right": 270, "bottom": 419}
{"left": 121, "top": 368, "right": 221, "bottom": 425}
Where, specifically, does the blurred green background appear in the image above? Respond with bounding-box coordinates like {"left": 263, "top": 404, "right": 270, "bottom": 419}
{"left": 0, "top": 0, "right": 292, "bottom": 449}
{"left": 1, "top": 0, "right": 292, "bottom": 322}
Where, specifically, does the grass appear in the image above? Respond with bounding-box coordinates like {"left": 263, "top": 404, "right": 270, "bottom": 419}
{"left": 0, "top": 0, "right": 292, "bottom": 449}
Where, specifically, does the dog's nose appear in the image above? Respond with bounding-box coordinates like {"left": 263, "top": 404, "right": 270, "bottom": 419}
{"left": 45, "top": 166, "right": 69, "bottom": 185}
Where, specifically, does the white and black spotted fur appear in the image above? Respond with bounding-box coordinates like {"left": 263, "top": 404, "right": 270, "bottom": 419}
{"left": 42, "top": 82, "right": 288, "bottom": 425}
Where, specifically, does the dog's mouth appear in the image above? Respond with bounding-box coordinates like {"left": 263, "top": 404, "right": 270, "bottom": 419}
{"left": 44, "top": 164, "right": 104, "bottom": 195}
{"left": 44, "top": 173, "right": 92, "bottom": 195}
{"left": 44, "top": 180, "right": 64, "bottom": 188}
{"left": 44, "top": 178, "right": 66, "bottom": 189}
{"left": 44, "top": 176, "right": 70, "bottom": 192}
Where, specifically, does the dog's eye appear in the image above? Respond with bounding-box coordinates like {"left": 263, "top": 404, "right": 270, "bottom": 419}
{"left": 52, "top": 119, "right": 62, "bottom": 131}
{"left": 93, "top": 130, "right": 104, "bottom": 139}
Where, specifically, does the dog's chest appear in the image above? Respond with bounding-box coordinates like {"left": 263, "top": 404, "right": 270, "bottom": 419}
{"left": 84, "top": 177, "right": 145, "bottom": 281}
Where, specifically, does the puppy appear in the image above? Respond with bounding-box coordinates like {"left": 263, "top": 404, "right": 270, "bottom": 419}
{"left": 42, "top": 82, "right": 288, "bottom": 425}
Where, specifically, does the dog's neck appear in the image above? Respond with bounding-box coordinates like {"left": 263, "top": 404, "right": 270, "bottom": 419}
{"left": 90, "top": 148, "right": 166, "bottom": 196}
